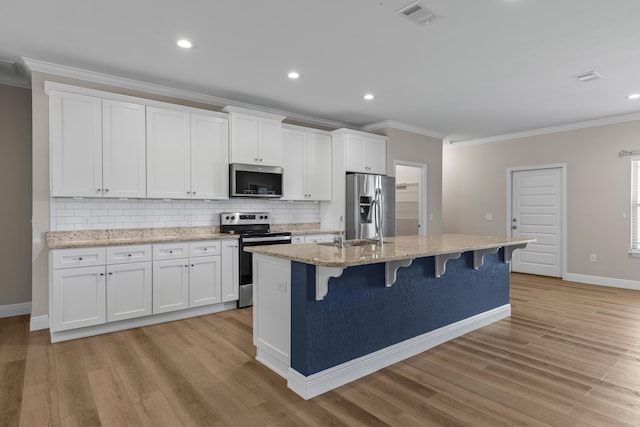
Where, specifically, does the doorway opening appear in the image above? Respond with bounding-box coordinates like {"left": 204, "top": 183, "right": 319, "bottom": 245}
{"left": 394, "top": 161, "right": 427, "bottom": 236}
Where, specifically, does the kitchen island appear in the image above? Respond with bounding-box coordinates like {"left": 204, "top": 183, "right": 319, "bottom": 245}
{"left": 245, "top": 233, "right": 534, "bottom": 399}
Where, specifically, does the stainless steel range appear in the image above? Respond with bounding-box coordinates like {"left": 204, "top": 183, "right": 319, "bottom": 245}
{"left": 220, "top": 212, "right": 291, "bottom": 308}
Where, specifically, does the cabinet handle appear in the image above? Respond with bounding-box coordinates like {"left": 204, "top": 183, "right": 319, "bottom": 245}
{"left": 78, "top": 257, "right": 83, "bottom": 261}
{"left": 203, "top": 248, "right": 207, "bottom": 251}
{"left": 104, "top": 189, "right": 109, "bottom": 193}
{"left": 108, "top": 272, "right": 113, "bottom": 275}
{"left": 96, "top": 189, "right": 101, "bottom": 193}
{"left": 193, "top": 191, "right": 196, "bottom": 195}
{"left": 254, "top": 158, "right": 258, "bottom": 162}
{"left": 128, "top": 254, "right": 132, "bottom": 257}
{"left": 185, "top": 265, "right": 189, "bottom": 268}
{"left": 100, "top": 273, "right": 104, "bottom": 276}
{"left": 186, "top": 191, "right": 191, "bottom": 195}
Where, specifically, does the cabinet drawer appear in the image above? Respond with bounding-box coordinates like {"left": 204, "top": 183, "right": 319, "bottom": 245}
{"left": 153, "top": 242, "right": 189, "bottom": 260}
{"left": 304, "top": 234, "right": 329, "bottom": 244}
{"left": 291, "top": 235, "right": 305, "bottom": 244}
{"left": 107, "top": 244, "right": 152, "bottom": 264}
{"left": 189, "top": 240, "right": 221, "bottom": 257}
{"left": 52, "top": 247, "right": 106, "bottom": 269}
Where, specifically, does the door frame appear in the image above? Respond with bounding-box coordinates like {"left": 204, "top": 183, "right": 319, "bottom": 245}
{"left": 506, "top": 163, "right": 567, "bottom": 278}
{"left": 394, "top": 160, "right": 427, "bottom": 235}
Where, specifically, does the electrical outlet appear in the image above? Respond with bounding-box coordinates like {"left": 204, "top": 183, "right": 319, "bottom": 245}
{"left": 277, "top": 281, "right": 288, "bottom": 293}
{"left": 485, "top": 213, "right": 493, "bottom": 221}
{"left": 590, "top": 254, "right": 597, "bottom": 263}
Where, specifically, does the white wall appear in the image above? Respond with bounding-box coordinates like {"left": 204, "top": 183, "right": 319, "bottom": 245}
{"left": 443, "top": 120, "right": 640, "bottom": 283}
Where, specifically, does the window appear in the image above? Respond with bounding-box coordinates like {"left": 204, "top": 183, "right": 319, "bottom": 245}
{"left": 632, "top": 158, "right": 640, "bottom": 253}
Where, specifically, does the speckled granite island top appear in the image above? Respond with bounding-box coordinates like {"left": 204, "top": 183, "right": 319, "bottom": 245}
{"left": 244, "top": 233, "right": 536, "bottom": 268}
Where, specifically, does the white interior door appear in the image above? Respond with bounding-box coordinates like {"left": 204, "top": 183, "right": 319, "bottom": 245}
{"left": 511, "top": 168, "right": 562, "bottom": 277}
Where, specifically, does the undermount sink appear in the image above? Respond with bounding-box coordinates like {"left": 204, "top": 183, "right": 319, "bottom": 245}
{"left": 318, "top": 239, "right": 389, "bottom": 247}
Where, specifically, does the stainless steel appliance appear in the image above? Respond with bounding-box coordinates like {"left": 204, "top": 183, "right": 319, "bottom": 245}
{"left": 220, "top": 212, "right": 291, "bottom": 308}
{"left": 345, "top": 173, "right": 396, "bottom": 242}
{"left": 230, "top": 163, "right": 283, "bottom": 198}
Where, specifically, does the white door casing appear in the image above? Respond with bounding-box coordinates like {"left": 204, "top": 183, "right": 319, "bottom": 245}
{"left": 509, "top": 167, "right": 564, "bottom": 277}
{"left": 394, "top": 161, "right": 428, "bottom": 236}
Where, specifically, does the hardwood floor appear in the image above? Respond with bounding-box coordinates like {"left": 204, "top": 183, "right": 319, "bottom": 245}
{"left": 2, "top": 273, "right": 640, "bottom": 426}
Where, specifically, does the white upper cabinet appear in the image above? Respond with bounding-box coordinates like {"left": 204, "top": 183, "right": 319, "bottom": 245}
{"left": 148, "top": 107, "right": 229, "bottom": 200}
{"left": 50, "top": 91, "right": 103, "bottom": 197}
{"left": 342, "top": 130, "right": 387, "bottom": 175}
{"left": 223, "top": 106, "right": 285, "bottom": 167}
{"left": 282, "top": 125, "right": 331, "bottom": 201}
{"left": 102, "top": 99, "right": 146, "bottom": 198}
{"left": 190, "top": 113, "right": 229, "bottom": 200}
{"left": 50, "top": 92, "right": 147, "bottom": 198}
{"left": 146, "top": 106, "right": 191, "bottom": 199}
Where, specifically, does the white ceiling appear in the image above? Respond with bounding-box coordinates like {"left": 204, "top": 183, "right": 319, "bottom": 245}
{"left": 2, "top": 0, "right": 640, "bottom": 142}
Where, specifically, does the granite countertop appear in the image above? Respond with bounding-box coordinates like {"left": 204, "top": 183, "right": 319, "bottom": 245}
{"left": 244, "top": 233, "right": 536, "bottom": 268}
{"left": 47, "top": 223, "right": 339, "bottom": 249}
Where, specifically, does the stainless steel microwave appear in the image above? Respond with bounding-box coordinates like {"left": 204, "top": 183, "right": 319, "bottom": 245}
{"left": 229, "top": 163, "right": 283, "bottom": 198}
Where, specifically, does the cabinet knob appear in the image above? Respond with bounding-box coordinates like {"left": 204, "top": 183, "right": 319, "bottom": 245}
{"left": 186, "top": 191, "right": 191, "bottom": 195}
{"left": 191, "top": 264, "right": 194, "bottom": 267}
{"left": 169, "top": 250, "right": 173, "bottom": 254}
{"left": 192, "top": 191, "right": 196, "bottom": 195}
{"left": 185, "top": 265, "right": 189, "bottom": 268}
{"left": 203, "top": 248, "right": 207, "bottom": 251}
{"left": 96, "top": 189, "right": 101, "bottom": 193}
{"left": 78, "top": 257, "right": 83, "bottom": 261}
{"left": 259, "top": 158, "right": 263, "bottom": 162}
{"left": 100, "top": 273, "right": 104, "bottom": 276}
{"left": 108, "top": 272, "right": 113, "bottom": 275}
{"left": 104, "top": 189, "right": 109, "bottom": 193}
{"left": 128, "top": 254, "right": 132, "bottom": 257}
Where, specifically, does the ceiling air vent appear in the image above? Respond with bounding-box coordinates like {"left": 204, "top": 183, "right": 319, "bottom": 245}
{"left": 397, "top": 2, "right": 439, "bottom": 25}
{"left": 574, "top": 71, "right": 603, "bottom": 83}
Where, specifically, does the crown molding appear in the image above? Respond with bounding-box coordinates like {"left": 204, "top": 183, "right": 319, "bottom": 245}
{"left": 0, "top": 73, "right": 30, "bottom": 89}
{"left": 447, "top": 111, "right": 640, "bottom": 148}
{"left": 22, "top": 57, "right": 350, "bottom": 129}
{"left": 361, "top": 120, "right": 444, "bottom": 139}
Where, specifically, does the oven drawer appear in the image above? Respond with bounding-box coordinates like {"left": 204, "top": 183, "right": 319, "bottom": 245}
{"left": 189, "top": 240, "right": 221, "bottom": 257}
{"left": 153, "top": 242, "right": 189, "bottom": 260}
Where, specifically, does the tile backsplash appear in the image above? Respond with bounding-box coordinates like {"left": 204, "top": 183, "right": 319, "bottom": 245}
{"left": 50, "top": 198, "right": 321, "bottom": 231}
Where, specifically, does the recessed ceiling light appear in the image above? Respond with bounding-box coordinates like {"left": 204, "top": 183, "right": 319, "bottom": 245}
{"left": 176, "top": 39, "right": 194, "bottom": 49}
{"left": 287, "top": 71, "right": 300, "bottom": 79}
{"left": 627, "top": 93, "right": 640, "bottom": 100}
{"left": 363, "top": 93, "right": 375, "bottom": 100}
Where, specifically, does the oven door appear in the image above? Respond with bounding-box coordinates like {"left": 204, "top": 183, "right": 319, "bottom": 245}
{"left": 238, "top": 235, "right": 291, "bottom": 308}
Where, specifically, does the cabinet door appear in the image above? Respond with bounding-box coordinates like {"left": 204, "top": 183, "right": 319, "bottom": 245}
{"left": 257, "top": 117, "right": 282, "bottom": 166}
{"left": 147, "top": 107, "right": 191, "bottom": 199}
{"left": 153, "top": 258, "right": 189, "bottom": 313}
{"left": 304, "top": 234, "right": 329, "bottom": 243}
{"left": 51, "top": 266, "right": 106, "bottom": 332}
{"left": 366, "top": 136, "right": 387, "bottom": 175}
{"left": 106, "top": 262, "right": 152, "bottom": 322}
{"left": 103, "top": 100, "right": 146, "bottom": 198}
{"left": 305, "top": 133, "right": 332, "bottom": 200}
{"left": 229, "top": 113, "right": 259, "bottom": 164}
{"left": 189, "top": 256, "right": 222, "bottom": 307}
{"left": 191, "top": 114, "right": 229, "bottom": 199}
{"left": 281, "top": 128, "right": 306, "bottom": 200}
{"left": 344, "top": 133, "right": 367, "bottom": 173}
{"left": 221, "top": 240, "right": 240, "bottom": 302}
{"left": 50, "top": 91, "right": 102, "bottom": 197}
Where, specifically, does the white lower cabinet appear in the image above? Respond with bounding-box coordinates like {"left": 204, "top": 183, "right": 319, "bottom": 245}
{"left": 221, "top": 240, "right": 240, "bottom": 302}
{"left": 189, "top": 256, "right": 221, "bottom": 307}
{"left": 51, "top": 265, "right": 106, "bottom": 332}
{"left": 50, "top": 238, "right": 240, "bottom": 339}
{"left": 153, "top": 258, "right": 190, "bottom": 314}
{"left": 107, "top": 262, "right": 152, "bottom": 322}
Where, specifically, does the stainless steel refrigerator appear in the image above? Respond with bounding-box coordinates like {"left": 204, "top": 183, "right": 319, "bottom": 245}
{"left": 346, "top": 173, "right": 396, "bottom": 241}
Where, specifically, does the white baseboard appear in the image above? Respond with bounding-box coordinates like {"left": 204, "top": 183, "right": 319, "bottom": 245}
{"left": 0, "top": 302, "right": 32, "bottom": 319}
{"left": 564, "top": 273, "right": 640, "bottom": 291}
{"left": 30, "top": 315, "right": 50, "bottom": 331}
{"left": 50, "top": 301, "right": 236, "bottom": 343}
{"left": 287, "top": 304, "right": 511, "bottom": 400}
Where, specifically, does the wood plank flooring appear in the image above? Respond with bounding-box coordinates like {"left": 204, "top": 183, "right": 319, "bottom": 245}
{"left": 2, "top": 273, "right": 640, "bottom": 426}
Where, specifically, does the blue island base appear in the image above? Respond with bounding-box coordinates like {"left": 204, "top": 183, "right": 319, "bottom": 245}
{"left": 287, "top": 250, "right": 511, "bottom": 399}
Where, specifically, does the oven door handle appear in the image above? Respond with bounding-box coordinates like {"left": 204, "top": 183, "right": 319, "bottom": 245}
{"left": 242, "top": 236, "right": 292, "bottom": 243}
